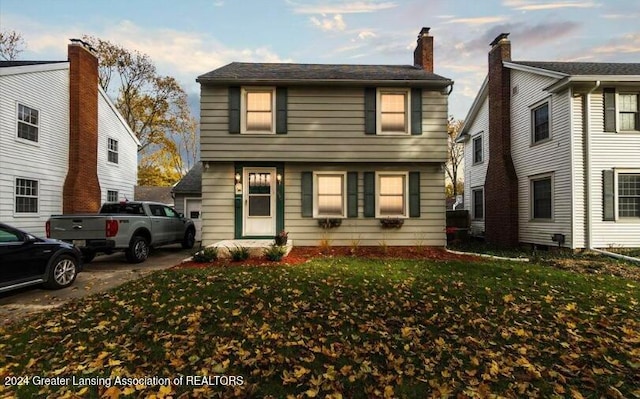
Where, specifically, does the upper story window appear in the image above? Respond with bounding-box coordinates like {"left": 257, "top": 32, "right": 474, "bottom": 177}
{"left": 17, "top": 104, "right": 39, "bottom": 142}
{"left": 619, "top": 94, "right": 639, "bottom": 131}
{"left": 15, "top": 178, "right": 38, "bottom": 214}
{"left": 108, "top": 138, "right": 119, "bottom": 164}
{"left": 531, "top": 174, "right": 553, "bottom": 220}
{"left": 314, "top": 172, "right": 346, "bottom": 218}
{"left": 378, "top": 89, "right": 409, "bottom": 135}
{"left": 618, "top": 173, "right": 640, "bottom": 218}
{"left": 376, "top": 172, "right": 408, "bottom": 218}
{"left": 472, "top": 135, "right": 483, "bottom": 164}
{"left": 532, "top": 102, "right": 550, "bottom": 144}
{"left": 242, "top": 87, "right": 275, "bottom": 134}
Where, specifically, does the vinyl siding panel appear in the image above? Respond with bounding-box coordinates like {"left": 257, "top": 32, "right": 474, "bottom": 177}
{"left": 0, "top": 68, "right": 70, "bottom": 236}
{"left": 463, "top": 97, "right": 488, "bottom": 236}
{"left": 510, "top": 70, "right": 573, "bottom": 247}
{"left": 201, "top": 163, "right": 236, "bottom": 244}
{"left": 200, "top": 86, "right": 448, "bottom": 162}
{"left": 570, "top": 93, "right": 586, "bottom": 248}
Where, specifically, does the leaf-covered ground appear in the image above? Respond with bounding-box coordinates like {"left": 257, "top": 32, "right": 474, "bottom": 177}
{"left": 1, "top": 257, "right": 639, "bottom": 398}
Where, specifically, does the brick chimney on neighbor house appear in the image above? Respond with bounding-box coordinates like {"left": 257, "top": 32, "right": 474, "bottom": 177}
{"left": 484, "top": 33, "right": 519, "bottom": 247}
{"left": 414, "top": 27, "right": 433, "bottom": 72}
{"left": 63, "top": 40, "right": 101, "bottom": 214}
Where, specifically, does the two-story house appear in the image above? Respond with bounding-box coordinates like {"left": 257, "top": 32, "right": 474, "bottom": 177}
{"left": 196, "top": 28, "right": 453, "bottom": 247}
{"left": 0, "top": 41, "right": 139, "bottom": 236}
{"left": 459, "top": 33, "right": 640, "bottom": 249}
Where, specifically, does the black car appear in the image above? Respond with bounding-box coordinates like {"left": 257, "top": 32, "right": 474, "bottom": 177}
{"left": 0, "top": 223, "right": 82, "bottom": 293}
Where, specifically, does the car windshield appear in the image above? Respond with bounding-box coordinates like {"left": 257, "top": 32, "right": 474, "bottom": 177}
{"left": 100, "top": 203, "right": 145, "bottom": 215}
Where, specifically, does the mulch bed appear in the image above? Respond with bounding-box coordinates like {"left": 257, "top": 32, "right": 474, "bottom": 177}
{"left": 172, "top": 246, "right": 483, "bottom": 269}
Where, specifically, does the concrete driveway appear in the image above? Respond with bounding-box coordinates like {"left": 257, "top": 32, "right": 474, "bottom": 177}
{"left": 0, "top": 244, "right": 193, "bottom": 327}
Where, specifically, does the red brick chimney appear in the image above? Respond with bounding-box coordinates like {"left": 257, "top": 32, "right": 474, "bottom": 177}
{"left": 63, "top": 40, "right": 101, "bottom": 214}
{"left": 414, "top": 27, "right": 433, "bottom": 72}
{"left": 484, "top": 33, "right": 519, "bottom": 247}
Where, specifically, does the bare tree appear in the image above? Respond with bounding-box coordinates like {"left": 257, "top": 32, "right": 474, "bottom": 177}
{"left": 446, "top": 116, "right": 464, "bottom": 198}
{"left": 0, "top": 30, "right": 26, "bottom": 61}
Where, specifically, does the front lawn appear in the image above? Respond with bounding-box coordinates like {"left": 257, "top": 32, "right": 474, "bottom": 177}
{"left": 1, "top": 257, "right": 639, "bottom": 398}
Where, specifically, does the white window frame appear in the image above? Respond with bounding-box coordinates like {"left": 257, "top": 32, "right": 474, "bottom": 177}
{"left": 313, "top": 171, "right": 347, "bottom": 218}
{"left": 375, "top": 171, "right": 409, "bottom": 218}
{"left": 472, "top": 133, "right": 483, "bottom": 165}
{"left": 107, "top": 190, "right": 119, "bottom": 202}
{"left": 614, "top": 168, "right": 640, "bottom": 220}
{"left": 107, "top": 138, "right": 119, "bottom": 164}
{"left": 14, "top": 177, "right": 39, "bottom": 215}
{"left": 471, "top": 187, "right": 484, "bottom": 220}
{"left": 16, "top": 102, "right": 40, "bottom": 144}
{"left": 529, "top": 173, "right": 554, "bottom": 221}
{"left": 377, "top": 88, "right": 410, "bottom": 135}
{"left": 530, "top": 98, "right": 551, "bottom": 145}
{"left": 241, "top": 86, "right": 276, "bottom": 134}
{"left": 617, "top": 92, "right": 640, "bottom": 132}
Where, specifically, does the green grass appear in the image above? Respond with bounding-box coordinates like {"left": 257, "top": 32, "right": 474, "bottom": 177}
{"left": 1, "top": 258, "right": 639, "bottom": 398}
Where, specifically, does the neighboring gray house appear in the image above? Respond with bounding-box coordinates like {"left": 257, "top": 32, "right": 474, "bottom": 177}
{"left": 172, "top": 163, "right": 202, "bottom": 240}
{"left": 196, "top": 28, "right": 453, "bottom": 246}
{"left": 459, "top": 33, "right": 640, "bottom": 249}
{"left": 134, "top": 186, "right": 174, "bottom": 206}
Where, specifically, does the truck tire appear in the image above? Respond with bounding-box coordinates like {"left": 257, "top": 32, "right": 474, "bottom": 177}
{"left": 182, "top": 228, "right": 196, "bottom": 249}
{"left": 81, "top": 249, "right": 96, "bottom": 264}
{"left": 125, "top": 235, "right": 149, "bottom": 263}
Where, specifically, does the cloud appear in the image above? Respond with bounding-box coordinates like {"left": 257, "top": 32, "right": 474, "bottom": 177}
{"left": 288, "top": 1, "right": 397, "bottom": 14}
{"left": 310, "top": 14, "right": 347, "bottom": 31}
{"left": 503, "top": 0, "right": 599, "bottom": 11}
{"left": 213, "top": 1, "right": 224, "bottom": 6}
{"left": 357, "top": 30, "right": 377, "bottom": 40}
{"left": 592, "top": 33, "right": 640, "bottom": 55}
{"left": 602, "top": 13, "right": 640, "bottom": 19}
{"left": 444, "top": 16, "right": 507, "bottom": 25}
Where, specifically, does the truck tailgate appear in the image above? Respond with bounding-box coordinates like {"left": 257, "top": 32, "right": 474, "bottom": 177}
{"left": 48, "top": 215, "right": 107, "bottom": 240}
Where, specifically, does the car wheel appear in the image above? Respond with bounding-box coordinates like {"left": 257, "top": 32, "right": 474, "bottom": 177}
{"left": 81, "top": 249, "right": 96, "bottom": 263}
{"left": 126, "top": 235, "right": 149, "bottom": 263}
{"left": 44, "top": 254, "right": 78, "bottom": 289}
{"left": 182, "top": 229, "right": 195, "bottom": 249}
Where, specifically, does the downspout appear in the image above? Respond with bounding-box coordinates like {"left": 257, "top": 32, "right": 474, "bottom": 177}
{"left": 585, "top": 80, "right": 600, "bottom": 250}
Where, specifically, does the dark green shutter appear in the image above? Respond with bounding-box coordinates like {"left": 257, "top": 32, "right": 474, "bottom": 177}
{"left": 276, "top": 165, "right": 285, "bottom": 232}
{"left": 234, "top": 165, "right": 243, "bottom": 238}
{"left": 409, "top": 172, "right": 421, "bottom": 217}
{"left": 301, "top": 172, "right": 313, "bottom": 217}
{"left": 603, "top": 170, "right": 615, "bottom": 221}
{"left": 228, "top": 87, "right": 241, "bottom": 134}
{"left": 347, "top": 172, "right": 358, "bottom": 218}
{"left": 363, "top": 172, "right": 375, "bottom": 217}
{"left": 604, "top": 88, "right": 616, "bottom": 132}
{"left": 411, "top": 88, "right": 422, "bottom": 135}
{"left": 276, "top": 87, "right": 288, "bottom": 134}
{"left": 364, "top": 88, "right": 376, "bottom": 135}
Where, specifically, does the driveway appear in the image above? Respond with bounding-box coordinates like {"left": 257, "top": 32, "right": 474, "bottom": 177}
{"left": 0, "top": 244, "right": 193, "bottom": 327}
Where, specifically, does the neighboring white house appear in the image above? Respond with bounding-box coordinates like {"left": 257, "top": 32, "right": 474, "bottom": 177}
{"left": 0, "top": 41, "right": 139, "bottom": 236}
{"left": 459, "top": 33, "right": 640, "bottom": 249}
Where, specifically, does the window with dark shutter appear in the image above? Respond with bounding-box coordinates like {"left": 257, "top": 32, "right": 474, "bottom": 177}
{"left": 347, "top": 172, "right": 358, "bottom": 218}
{"left": 603, "top": 88, "right": 616, "bottom": 132}
{"left": 276, "top": 87, "right": 288, "bottom": 134}
{"left": 364, "top": 88, "right": 376, "bottom": 135}
{"left": 409, "top": 172, "right": 420, "bottom": 217}
{"left": 411, "top": 88, "right": 422, "bottom": 135}
{"left": 301, "top": 172, "right": 313, "bottom": 217}
{"left": 228, "top": 87, "right": 241, "bottom": 134}
{"left": 363, "top": 172, "right": 375, "bottom": 217}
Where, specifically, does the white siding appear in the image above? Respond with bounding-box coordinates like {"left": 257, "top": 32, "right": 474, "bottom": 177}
{"left": 0, "top": 67, "right": 70, "bottom": 236}
{"left": 463, "top": 98, "right": 489, "bottom": 236}
{"left": 510, "top": 70, "right": 573, "bottom": 247}
{"left": 570, "top": 93, "right": 586, "bottom": 248}
{"left": 588, "top": 90, "right": 640, "bottom": 247}
{"left": 97, "top": 89, "right": 138, "bottom": 203}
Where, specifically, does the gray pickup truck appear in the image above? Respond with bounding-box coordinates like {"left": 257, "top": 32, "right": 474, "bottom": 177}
{"left": 46, "top": 201, "right": 196, "bottom": 263}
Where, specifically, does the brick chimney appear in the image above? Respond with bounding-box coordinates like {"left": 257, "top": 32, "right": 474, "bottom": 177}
{"left": 413, "top": 27, "right": 433, "bottom": 72}
{"left": 63, "top": 40, "right": 101, "bottom": 214}
{"left": 484, "top": 33, "right": 519, "bottom": 247}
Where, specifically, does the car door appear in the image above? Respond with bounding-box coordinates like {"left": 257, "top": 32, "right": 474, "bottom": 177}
{"left": 162, "top": 206, "right": 185, "bottom": 242}
{"left": 0, "top": 225, "right": 43, "bottom": 284}
{"left": 148, "top": 204, "right": 170, "bottom": 244}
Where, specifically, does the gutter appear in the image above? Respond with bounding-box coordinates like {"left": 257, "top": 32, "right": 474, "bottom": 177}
{"left": 585, "top": 80, "right": 600, "bottom": 250}
{"left": 195, "top": 77, "right": 453, "bottom": 89}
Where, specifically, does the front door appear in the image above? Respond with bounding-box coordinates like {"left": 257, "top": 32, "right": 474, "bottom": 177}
{"left": 243, "top": 168, "right": 276, "bottom": 236}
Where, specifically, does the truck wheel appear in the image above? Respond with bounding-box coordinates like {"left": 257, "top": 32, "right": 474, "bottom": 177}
{"left": 81, "top": 249, "right": 96, "bottom": 263}
{"left": 182, "top": 228, "right": 196, "bottom": 249}
{"left": 44, "top": 254, "right": 79, "bottom": 289}
{"left": 126, "top": 236, "right": 149, "bottom": 263}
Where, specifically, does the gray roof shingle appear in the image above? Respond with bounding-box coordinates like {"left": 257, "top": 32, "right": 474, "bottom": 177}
{"left": 172, "top": 163, "right": 202, "bottom": 194}
{"left": 0, "top": 60, "right": 67, "bottom": 68}
{"left": 511, "top": 61, "right": 640, "bottom": 76}
{"left": 197, "top": 62, "right": 451, "bottom": 84}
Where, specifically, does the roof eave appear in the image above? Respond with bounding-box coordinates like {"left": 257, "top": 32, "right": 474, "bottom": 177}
{"left": 196, "top": 77, "right": 453, "bottom": 89}
{"left": 545, "top": 75, "right": 640, "bottom": 93}
{"left": 503, "top": 61, "right": 568, "bottom": 79}
{"left": 458, "top": 75, "right": 488, "bottom": 141}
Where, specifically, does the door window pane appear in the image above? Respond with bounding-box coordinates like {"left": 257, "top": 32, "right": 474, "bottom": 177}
{"left": 248, "top": 172, "right": 272, "bottom": 217}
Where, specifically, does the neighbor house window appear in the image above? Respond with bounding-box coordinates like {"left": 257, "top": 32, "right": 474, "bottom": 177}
{"left": 314, "top": 172, "right": 346, "bottom": 218}
{"left": 242, "top": 87, "right": 275, "bottom": 133}
{"left": 378, "top": 89, "right": 409, "bottom": 134}
{"left": 472, "top": 135, "right": 483, "bottom": 164}
{"left": 618, "top": 173, "right": 640, "bottom": 217}
{"left": 532, "top": 102, "right": 550, "bottom": 143}
{"left": 377, "top": 172, "right": 408, "bottom": 217}
{"left": 15, "top": 178, "right": 38, "bottom": 213}
{"left": 472, "top": 188, "right": 484, "bottom": 220}
{"left": 531, "top": 175, "right": 552, "bottom": 220}
{"left": 108, "top": 138, "right": 119, "bottom": 164}
{"left": 17, "top": 104, "right": 39, "bottom": 142}
{"left": 619, "top": 94, "right": 639, "bottom": 131}
{"left": 107, "top": 190, "right": 118, "bottom": 202}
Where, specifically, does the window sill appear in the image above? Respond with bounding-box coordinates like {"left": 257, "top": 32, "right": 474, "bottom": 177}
{"left": 472, "top": 161, "right": 484, "bottom": 166}
{"left": 376, "top": 131, "right": 410, "bottom": 136}
{"left": 12, "top": 213, "right": 40, "bottom": 218}
{"left": 241, "top": 131, "right": 275, "bottom": 135}
{"left": 529, "top": 218, "right": 554, "bottom": 223}
{"left": 616, "top": 130, "right": 640, "bottom": 134}
{"left": 530, "top": 138, "right": 551, "bottom": 147}
{"left": 613, "top": 218, "right": 640, "bottom": 223}
{"left": 14, "top": 137, "right": 40, "bottom": 147}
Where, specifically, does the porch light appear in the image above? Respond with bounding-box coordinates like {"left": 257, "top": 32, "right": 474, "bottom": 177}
{"left": 276, "top": 173, "right": 282, "bottom": 184}
{"left": 235, "top": 173, "right": 241, "bottom": 182}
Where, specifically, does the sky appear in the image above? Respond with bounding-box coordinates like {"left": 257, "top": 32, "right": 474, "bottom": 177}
{"left": 2, "top": 0, "right": 639, "bottom": 120}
